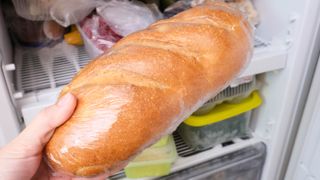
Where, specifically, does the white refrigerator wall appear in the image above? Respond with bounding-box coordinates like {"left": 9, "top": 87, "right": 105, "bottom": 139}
{"left": 0, "top": 8, "right": 21, "bottom": 147}
{"left": 285, "top": 53, "right": 320, "bottom": 180}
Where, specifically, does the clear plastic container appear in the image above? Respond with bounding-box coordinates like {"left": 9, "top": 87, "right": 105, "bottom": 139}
{"left": 157, "top": 142, "right": 266, "bottom": 180}
{"left": 124, "top": 135, "right": 178, "bottom": 178}
{"left": 178, "top": 91, "right": 262, "bottom": 151}
{"left": 193, "top": 76, "right": 257, "bottom": 116}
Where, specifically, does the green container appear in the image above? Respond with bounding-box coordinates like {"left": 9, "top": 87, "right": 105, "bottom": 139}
{"left": 178, "top": 113, "right": 250, "bottom": 151}
{"left": 124, "top": 135, "right": 177, "bottom": 178}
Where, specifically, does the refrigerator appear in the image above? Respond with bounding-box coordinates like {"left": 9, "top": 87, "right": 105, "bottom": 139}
{"left": 0, "top": 0, "right": 320, "bottom": 179}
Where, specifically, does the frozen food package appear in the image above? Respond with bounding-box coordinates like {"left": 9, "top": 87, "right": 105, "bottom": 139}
{"left": 11, "top": 0, "right": 53, "bottom": 20}
{"left": 96, "top": 0, "right": 161, "bottom": 36}
{"left": 45, "top": 2, "right": 254, "bottom": 178}
{"left": 50, "top": 0, "right": 100, "bottom": 27}
{"left": 79, "top": 14, "right": 122, "bottom": 57}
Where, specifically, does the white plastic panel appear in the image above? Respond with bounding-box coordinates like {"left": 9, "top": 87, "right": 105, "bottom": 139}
{"left": 0, "top": 7, "right": 20, "bottom": 147}
{"left": 0, "top": 69, "right": 20, "bottom": 147}
{"left": 17, "top": 87, "right": 61, "bottom": 125}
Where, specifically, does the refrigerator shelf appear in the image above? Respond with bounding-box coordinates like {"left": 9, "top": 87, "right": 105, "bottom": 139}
{"left": 108, "top": 134, "right": 261, "bottom": 180}
{"left": 14, "top": 36, "right": 283, "bottom": 94}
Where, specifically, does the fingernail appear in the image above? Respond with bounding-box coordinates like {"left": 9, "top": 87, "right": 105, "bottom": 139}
{"left": 57, "top": 93, "right": 72, "bottom": 107}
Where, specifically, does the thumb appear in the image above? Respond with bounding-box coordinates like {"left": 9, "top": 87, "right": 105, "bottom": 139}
{"left": 19, "top": 93, "right": 77, "bottom": 151}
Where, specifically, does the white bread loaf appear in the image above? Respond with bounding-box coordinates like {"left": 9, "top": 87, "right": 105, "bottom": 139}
{"left": 45, "top": 2, "right": 253, "bottom": 177}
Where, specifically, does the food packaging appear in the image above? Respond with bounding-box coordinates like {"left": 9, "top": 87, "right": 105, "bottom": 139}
{"left": 124, "top": 135, "right": 178, "bottom": 178}
{"left": 178, "top": 91, "right": 262, "bottom": 150}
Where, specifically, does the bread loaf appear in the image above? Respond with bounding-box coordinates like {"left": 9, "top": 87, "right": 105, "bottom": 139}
{"left": 45, "top": 2, "right": 253, "bottom": 177}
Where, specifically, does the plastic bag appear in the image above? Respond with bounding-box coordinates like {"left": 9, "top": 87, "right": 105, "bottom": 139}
{"left": 50, "top": 0, "right": 99, "bottom": 27}
{"left": 190, "top": 0, "right": 260, "bottom": 26}
{"left": 96, "top": 0, "right": 161, "bottom": 36}
{"left": 226, "top": 0, "right": 260, "bottom": 26}
{"left": 11, "top": 0, "right": 53, "bottom": 20}
{"left": 79, "top": 14, "right": 122, "bottom": 57}
{"left": 163, "top": 0, "right": 191, "bottom": 18}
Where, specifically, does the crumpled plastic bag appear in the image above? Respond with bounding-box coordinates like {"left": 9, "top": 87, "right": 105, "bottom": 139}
{"left": 163, "top": 0, "right": 191, "bottom": 18}
{"left": 11, "top": 0, "right": 53, "bottom": 20}
{"left": 96, "top": 0, "right": 161, "bottom": 36}
{"left": 79, "top": 14, "right": 122, "bottom": 55}
{"left": 50, "top": 0, "right": 100, "bottom": 27}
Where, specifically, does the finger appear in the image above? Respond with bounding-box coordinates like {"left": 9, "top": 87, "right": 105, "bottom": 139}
{"left": 21, "top": 93, "right": 77, "bottom": 149}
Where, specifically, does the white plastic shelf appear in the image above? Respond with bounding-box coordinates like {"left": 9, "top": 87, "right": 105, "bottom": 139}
{"left": 240, "top": 44, "right": 287, "bottom": 78}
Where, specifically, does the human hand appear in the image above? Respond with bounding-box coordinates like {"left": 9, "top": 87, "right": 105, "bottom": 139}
{"left": 0, "top": 93, "right": 77, "bottom": 180}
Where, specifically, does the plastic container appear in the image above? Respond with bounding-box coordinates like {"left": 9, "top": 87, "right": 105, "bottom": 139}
{"left": 193, "top": 76, "right": 257, "bottom": 115}
{"left": 178, "top": 91, "right": 262, "bottom": 151}
{"left": 157, "top": 142, "right": 266, "bottom": 180}
{"left": 124, "top": 135, "right": 178, "bottom": 178}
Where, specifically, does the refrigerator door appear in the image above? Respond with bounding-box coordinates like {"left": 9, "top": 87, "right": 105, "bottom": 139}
{"left": 285, "top": 56, "right": 320, "bottom": 180}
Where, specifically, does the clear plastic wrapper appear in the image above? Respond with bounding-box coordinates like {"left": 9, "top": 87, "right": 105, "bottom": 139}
{"left": 79, "top": 14, "right": 122, "bottom": 57}
{"left": 193, "top": 76, "right": 257, "bottom": 115}
{"left": 191, "top": 0, "right": 260, "bottom": 26}
{"left": 163, "top": 0, "right": 191, "bottom": 18}
{"left": 11, "top": 0, "right": 53, "bottom": 20}
{"left": 227, "top": 0, "right": 260, "bottom": 26}
{"left": 45, "top": 3, "right": 254, "bottom": 178}
{"left": 50, "top": 0, "right": 100, "bottom": 27}
{"left": 96, "top": 0, "right": 161, "bottom": 36}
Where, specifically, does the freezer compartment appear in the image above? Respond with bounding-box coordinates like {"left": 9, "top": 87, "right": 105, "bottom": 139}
{"left": 157, "top": 142, "right": 266, "bottom": 180}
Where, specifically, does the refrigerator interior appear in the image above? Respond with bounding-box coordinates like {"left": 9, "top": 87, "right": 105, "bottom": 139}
{"left": 0, "top": 0, "right": 320, "bottom": 180}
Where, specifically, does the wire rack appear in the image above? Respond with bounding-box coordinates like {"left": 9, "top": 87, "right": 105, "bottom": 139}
{"left": 14, "top": 37, "right": 268, "bottom": 93}
{"left": 14, "top": 41, "right": 90, "bottom": 93}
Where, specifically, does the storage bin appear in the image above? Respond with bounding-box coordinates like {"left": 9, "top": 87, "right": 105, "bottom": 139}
{"left": 157, "top": 142, "right": 266, "bottom": 180}
{"left": 178, "top": 91, "right": 262, "bottom": 151}
{"left": 124, "top": 135, "right": 177, "bottom": 178}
